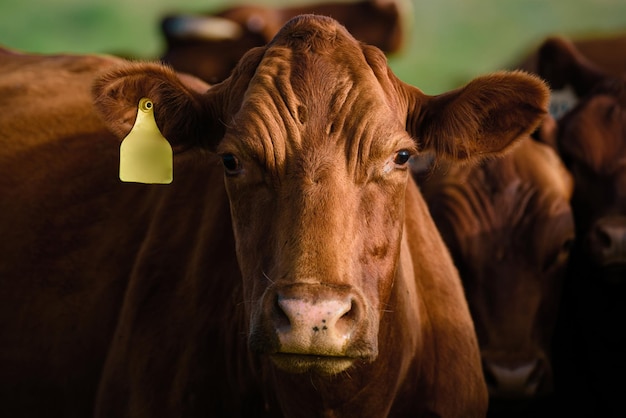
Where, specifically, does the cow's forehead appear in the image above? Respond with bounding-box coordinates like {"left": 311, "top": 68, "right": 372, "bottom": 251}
{"left": 249, "top": 14, "right": 396, "bottom": 120}
{"left": 221, "top": 16, "right": 409, "bottom": 178}
{"left": 268, "top": 13, "right": 359, "bottom": 54}
{"left": 511, "top": 140, "right": 573, "bottom": 200}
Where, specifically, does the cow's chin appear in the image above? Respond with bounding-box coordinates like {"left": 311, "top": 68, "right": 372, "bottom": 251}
{"left": 269, "top": 353, "right": 355, "bottom": 375}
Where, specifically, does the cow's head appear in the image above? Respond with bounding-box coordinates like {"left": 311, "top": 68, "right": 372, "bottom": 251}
{"left": 421, "top": 138, "right": 574, "bottom": 401}
{"left": 537, "top": 37, "right": 626, "bottom": 283}
{"left": 93, "top": 15, "right": 548, "bottom": 376}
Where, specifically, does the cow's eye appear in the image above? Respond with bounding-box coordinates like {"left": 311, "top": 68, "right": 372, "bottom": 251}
{"left": 394, "top": 149, "right": 412, "bottom": 166}
{"left": 542, "top": 237, "right": 575, "bottom": 272}
{"left": 221, "top": 153, "right": 242, "bottom": 175}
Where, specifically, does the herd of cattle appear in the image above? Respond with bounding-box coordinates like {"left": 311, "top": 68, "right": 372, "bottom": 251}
{"left": 0, "top": 1, "right": 624, "bottom": 417}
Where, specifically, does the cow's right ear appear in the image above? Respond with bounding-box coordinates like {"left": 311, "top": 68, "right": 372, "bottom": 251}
{"left": 404, "top": 71, "right": 550, "bottom": 162}
{"left": 92, "top": 62, "right": 222, "bottom": 151}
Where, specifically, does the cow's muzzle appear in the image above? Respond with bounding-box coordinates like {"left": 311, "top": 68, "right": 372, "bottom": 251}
{"left": 482, "top": 356, "right": 551, "bottom": 401}
{"left": 588, "top": 216, "right": 626, "bottom": 281}
{"left": 249, "top": 283, "right": 378, "bottom": 375}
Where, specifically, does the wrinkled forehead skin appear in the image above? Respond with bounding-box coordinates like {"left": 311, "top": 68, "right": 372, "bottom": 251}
{"left": 426, "top": 139, "right": 573, "bottom": 236}
{"left": 512, "top": 139, "right": 574, "bottom": 203}
{"left": 219, "top": 14, "right": 410, "bottom": 178}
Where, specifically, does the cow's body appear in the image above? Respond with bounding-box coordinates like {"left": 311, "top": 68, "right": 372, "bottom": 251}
{"left": 419, "top": 138, "right": 574, "bottom": 416}
{"left": 160, "top": 0, "right": 409, "bottom": 83}
{"left": 0, "top": 16, "right": 548, "bottom": 417}
{"left": 531, "top": 36, "right": 626, "bottom": 417}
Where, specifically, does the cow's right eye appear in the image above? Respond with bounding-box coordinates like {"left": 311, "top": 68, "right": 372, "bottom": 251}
{"left": 394, "top": 149, "right": 412, "bottom": 166}
{"left": 542, "top": 236, "right": 575, "bottom": 272}
{"left": 221, "top": 153, "right": 242, "bottom": 175}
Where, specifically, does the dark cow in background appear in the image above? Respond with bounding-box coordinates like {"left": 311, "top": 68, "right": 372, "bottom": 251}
{"left": 160, "top": 0, "right": 410, "bottom": 83}
{"left": 0, "top": 15, "right": 551, "bottom": 418}
{"left": 518, "top": 32, "right": 626, "bottom": 79}
{"left": 516, "top": 33, "right": 626, "bottom": 125}
{"left": 418, "top": 137, "right": 574, "bottom": 417}
{"left": 529, "top": 36, "right": 626, "bottom": 417}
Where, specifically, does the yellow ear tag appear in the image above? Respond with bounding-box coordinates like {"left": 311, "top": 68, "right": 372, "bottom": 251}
{"left": 119, "top": 98, "right": 173, "bottom": 184}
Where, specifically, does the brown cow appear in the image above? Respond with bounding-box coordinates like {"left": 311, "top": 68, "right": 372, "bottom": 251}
{"left": 160, "top": 0, "right": 410, "bottom": 83}
{"left": 516, "top": 34, "right": 626, "bottom": 123}
{"left": 518, "top": 32, "right": 626, "bottom": 79}
{"left": 0, "top": 15, "right": 549, "bottom": 418}
{"left": 418, "top": 138, "right": 575, "bottom": 416}
{"left": 531, "top": 37, "right": 626, "bottom": 417}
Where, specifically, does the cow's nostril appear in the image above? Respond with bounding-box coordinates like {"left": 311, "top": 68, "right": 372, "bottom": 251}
{"left": 273, "top": 297, "right": 292, "bottom": 331}
{"left": 337, "top": 299, "right": 358, "bottom": 329}
{"left": 589, "top": 217, "right": 626, "bottom": 265}
{"left": 346, "top": 299, "right": 357, "bottom": 318}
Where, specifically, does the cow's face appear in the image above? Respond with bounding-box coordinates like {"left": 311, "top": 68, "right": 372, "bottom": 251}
{"left": 214, "top": 18, "right": 549, "bottom": 376}
{"left": 558, "top": 77, "right": 626, "bottom": 282}
{"left": 217, "top": 24, "right": 414, "bottom": 377}
{"left": 93, "top": 15, "right": 549, "bottom": 378}
{"left": 534, "top": 38, "right": 626, "bottom": 282}
{"left": 424, "top": 140, "right": 574, "bottom": 400}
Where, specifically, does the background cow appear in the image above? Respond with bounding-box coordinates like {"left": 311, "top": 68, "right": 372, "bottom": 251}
{"left": 160, "top": 0, "right": 410, "bottom": 83}
{"left": 529, "top": 36, "right": 626, "bottom": 417}
{"left": 517, "top": 32, "right": 626, "bottom": 80}
{"left": 0, "top": 15, "right": 549, "bottom": 417}
{"left": 418, "top": 137, "right": 575, "bottom": 417}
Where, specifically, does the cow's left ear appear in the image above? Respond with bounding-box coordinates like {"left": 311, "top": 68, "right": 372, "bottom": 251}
{"left": 404, "top": 71, "right": 550, "bottom": 161}
{"left": 92, "top": 62, "right": 220, "bottom": 151}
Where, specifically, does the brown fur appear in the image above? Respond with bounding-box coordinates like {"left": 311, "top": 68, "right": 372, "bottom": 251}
{"left": 530, "top": 35, "right": 626, "bottom": 417}
{"left": 0, "top": 15, "right": 549, "bottom": 418}
{"left": 532, "top": 35, "right": 626, "bottom": 270}
{"left": 420, "top": 138, "right": 574, "bottom": 412}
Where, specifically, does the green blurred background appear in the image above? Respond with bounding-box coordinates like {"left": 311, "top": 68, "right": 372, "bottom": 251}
{"left": 0, "top": 0, "right": 624, "bottom": 94}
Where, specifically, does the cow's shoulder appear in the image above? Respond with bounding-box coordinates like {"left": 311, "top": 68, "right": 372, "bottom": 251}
{"left": 0, "top": 50, "right": 125, "bottom": 151}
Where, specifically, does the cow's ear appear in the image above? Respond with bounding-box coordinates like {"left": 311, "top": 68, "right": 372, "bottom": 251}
{"left": 536, "top": 36, "right": 607, "bottom": 97}
{"left": 92, "top": 62, "right": 220, "bottom": 151}
{"left": 405, "top": 71, "right": 549, "bottom": 161}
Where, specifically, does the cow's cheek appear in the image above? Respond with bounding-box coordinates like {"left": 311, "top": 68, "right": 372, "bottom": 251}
{"left": 223, "top": 183, "right": 277, "bottom": 306}
{"left": 357, "top": 182, "right": 406, "bottom": 315}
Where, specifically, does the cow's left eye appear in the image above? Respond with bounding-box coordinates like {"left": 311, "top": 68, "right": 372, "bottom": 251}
{"left": 221, "top": 153, "right": 242, "bottom": 175}
{"left": 393, "top": 149, "right": 412, "bottom": 166}
{"left": 542, "top": 236, "right": 575, "bottom": 272}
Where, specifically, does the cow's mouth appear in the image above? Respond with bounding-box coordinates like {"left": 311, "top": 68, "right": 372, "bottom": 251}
{"left": 269, "top": 353, "right": 355, "bottom": 375}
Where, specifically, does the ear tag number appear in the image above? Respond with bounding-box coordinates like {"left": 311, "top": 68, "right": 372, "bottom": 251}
{"left": 119, "top": 98, "right": 173, "bottom": 184}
